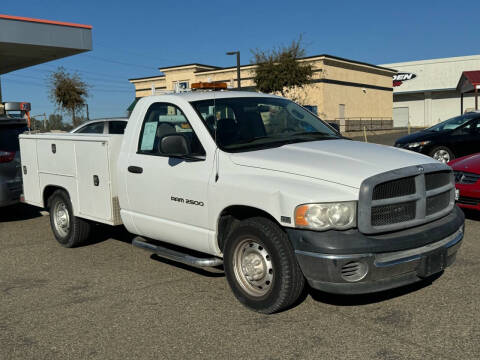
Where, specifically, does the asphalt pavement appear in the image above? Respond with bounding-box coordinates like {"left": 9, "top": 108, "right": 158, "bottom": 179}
{"left": 1, "top": 132, "right": 479, "bottom": 360}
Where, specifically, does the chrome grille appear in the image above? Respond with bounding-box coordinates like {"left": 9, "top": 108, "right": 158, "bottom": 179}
{"left": 372, "top": 177, "right": 415, "bottom": 200}
{"left": 358, "top": 164, "right": 455, "bottom": 234}
{"left": 426, "top": 191, "right": 451, "bottom": 216}
{"left": 426, "top": 171, "right": 451, "bottom": 190}
{"left": 371, "top": 201, "right": 416, "bottom": 226}
{"left": 453, "top": 171, "right": 480, "bottom": 184}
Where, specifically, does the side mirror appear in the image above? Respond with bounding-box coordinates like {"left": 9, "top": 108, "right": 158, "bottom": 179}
{"left": 328, "top": 122, "right": 340, "bottom": 132}
{"left": 160, "top": 134, "right": 189, "bottom": 156}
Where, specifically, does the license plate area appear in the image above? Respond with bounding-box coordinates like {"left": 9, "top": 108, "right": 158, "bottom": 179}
{"left": 417, "top": 248, "right": 447, "bottom": 278}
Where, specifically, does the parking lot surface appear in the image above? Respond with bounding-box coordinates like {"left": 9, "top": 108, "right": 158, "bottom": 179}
{"left": 1, "top": 133, "right": 479, "bottom": 360}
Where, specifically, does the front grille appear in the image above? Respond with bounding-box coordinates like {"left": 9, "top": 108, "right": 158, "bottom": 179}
{"left": 372, "top": 177, "right": 415, "bottom": 200}
{"left": 358, "top": 164, "right": 455, "bottom": 234}
{"left": 426, "top": 191, "right": 451, "bottom": 216}
{"left": 454, "top": 171, "right": 480, "bottom": 184}
{"left": 458, "top": 196, "right": 479, "bottom": 206}
{"left": 426, "top": 171, "right": 451, "bottom": 190}
{"left": 371, "top": 201, "right": 416, "bottom": 226}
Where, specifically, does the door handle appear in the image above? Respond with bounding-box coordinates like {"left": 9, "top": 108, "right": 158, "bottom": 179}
{"left": 128, "top": 166, "right": 143, "bottom": 174}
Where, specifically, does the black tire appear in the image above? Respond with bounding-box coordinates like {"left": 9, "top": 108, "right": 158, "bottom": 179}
{"left": 429, "top": 146, "right": 454, "bottom": 163}
{"left": 48, "top": 189, "right": 91, "bottom": 248}
{"left": 223, "top": 217, "right": 305, "bottom": 314}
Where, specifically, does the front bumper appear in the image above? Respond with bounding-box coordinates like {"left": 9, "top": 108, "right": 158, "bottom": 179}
{"left": 287, "top": 207, "right": 465, "bottom": 294}
{"left": 455, "top": 183, "right": 480, "bottom": 211}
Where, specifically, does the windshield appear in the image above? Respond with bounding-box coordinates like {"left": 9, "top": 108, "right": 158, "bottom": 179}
{"left": 427, "top": 113, "right": 479, "bottom": 132}
{"left": 191, "top": 97, "right": 339, "bottom": 151}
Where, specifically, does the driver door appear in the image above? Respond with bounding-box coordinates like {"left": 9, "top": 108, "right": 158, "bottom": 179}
{"left": 124, "top": 102, "right": 214, "bottom": 254}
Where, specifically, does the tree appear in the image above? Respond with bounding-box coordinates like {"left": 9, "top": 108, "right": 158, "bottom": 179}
{"left": 47, "top": 114, "right": 64, "bottom": 131}
{"left": 251, "top": 37, "right": 313, "bottom": 101}
{"left": 48, "top": 66, "right": 89, "bottom": 128}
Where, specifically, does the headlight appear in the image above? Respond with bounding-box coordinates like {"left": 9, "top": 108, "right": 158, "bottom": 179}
{"left": 294, "top": 202, "right": 357, "bottom": 231}
{"left": 406, "top": 141, "right": 431, "bottom": 148}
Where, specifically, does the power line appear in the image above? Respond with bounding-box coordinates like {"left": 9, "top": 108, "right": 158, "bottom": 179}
{"left": 12, "top": 68, "right": 134, "bottom": 86}
{"left": 1, "top": 77, "right": 133, "bottom": 93}
{"left": 84, "top": 55, "right": 157, "bottom": 70}
{"left": 4, "top": 72, "right": 132, "bottom": 87}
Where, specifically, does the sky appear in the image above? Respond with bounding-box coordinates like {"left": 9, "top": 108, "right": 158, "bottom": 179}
{"left": 1, "top": 0, "right": 479, "bottom": 122}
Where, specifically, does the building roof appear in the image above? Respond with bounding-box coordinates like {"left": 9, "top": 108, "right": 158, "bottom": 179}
{"left": 0, "top": 14, "right": 92, "bottom": 74}
{"left": 457, "top": 71, "right": 480, "bottom": 93}
{"left": 129, "top": 53, "right": 396, "bottom": 84}
{"left": 128, "top": 74, "right": 165, "bottom": 82}
{"left": 380, "top": 54, "right": 480, "bottom": 94}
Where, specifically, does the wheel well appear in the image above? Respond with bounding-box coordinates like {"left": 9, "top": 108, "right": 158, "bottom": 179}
{"left": 43, "top": 186, "right": 67, "bottom": 209}
{"left": 217, "top": 205, "right": 280, "bottom": 252}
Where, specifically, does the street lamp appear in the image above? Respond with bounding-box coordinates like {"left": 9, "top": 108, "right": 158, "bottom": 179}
{"left": 226, "top": 51, "right": 241, "bottom": 89}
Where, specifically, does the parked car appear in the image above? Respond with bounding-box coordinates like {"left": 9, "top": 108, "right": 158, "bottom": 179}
{"left": 20, "top": 90, "right": 464, "bottom": 313}
{"left": 0, "top": 117, "right": 28, "bottom": 207}
{"left": 71, "top": 118, "right": 128, "bottom": 134}
{"left": 394, "top": 111, "right": 480, "bottom": 163}
{"left": 448, "top": 153, "right": 480, "bottom": 211}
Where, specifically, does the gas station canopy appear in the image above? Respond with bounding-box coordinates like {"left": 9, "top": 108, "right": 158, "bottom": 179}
{"left": 0, "top": 14, "right": 92, "bottom": 75}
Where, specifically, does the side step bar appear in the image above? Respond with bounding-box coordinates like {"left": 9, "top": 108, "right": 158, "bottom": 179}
{"left": 132, "top": 237, "right": 223, "bottom": 268}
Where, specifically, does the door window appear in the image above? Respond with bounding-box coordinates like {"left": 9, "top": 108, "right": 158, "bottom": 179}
{"left": 77, "top": 122, "right": 105, "bottom": 134}
{"left": 108, "top": 121, "right": 127, "bottom": 134}
{"left": 138, "top": 103, "right": 205, "bottom": 156}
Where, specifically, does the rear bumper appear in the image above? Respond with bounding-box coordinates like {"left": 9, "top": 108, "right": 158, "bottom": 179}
{"left": 0, "top": 179, "right": 22, "bottom": 207}
{"left": 286, "top": 207, "right": 464, "bottom": 294}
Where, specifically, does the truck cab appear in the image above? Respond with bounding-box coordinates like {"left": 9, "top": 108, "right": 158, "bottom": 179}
{"left": 20, "top": 91, "right": 464, "bottom": 313}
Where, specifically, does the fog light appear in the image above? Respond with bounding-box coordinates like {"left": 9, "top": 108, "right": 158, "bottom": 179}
{"left": 340, "top": 261, "right": 368, "bottom": 282}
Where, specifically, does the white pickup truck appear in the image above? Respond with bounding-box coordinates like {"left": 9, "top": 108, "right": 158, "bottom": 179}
{"left": 19, "top": 91, "right": 464, "bottom": 313}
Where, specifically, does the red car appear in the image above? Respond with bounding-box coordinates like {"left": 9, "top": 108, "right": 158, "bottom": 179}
{"left": 448, "top": 154, "right": 480, "bottom": 211}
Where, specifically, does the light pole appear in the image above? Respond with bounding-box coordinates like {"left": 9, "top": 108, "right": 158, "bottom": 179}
{"left": 84, "top": 103, "right": 90, "bottom": 121}
{"left": 226, "top": 51, "right": 241, "bottom": 89}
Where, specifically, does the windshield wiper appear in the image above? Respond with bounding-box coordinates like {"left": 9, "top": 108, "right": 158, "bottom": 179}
{"left": 290, "top": 131, "right": 339, "bottom": 138}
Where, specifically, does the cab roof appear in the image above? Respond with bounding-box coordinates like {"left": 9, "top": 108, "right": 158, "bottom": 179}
{"left": 145, "top": 90, "right": 280, "bottom": 103}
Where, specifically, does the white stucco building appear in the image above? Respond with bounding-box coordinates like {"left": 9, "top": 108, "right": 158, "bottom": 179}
{"left": 380, "top": 55, "right": 480, "bottom": 128}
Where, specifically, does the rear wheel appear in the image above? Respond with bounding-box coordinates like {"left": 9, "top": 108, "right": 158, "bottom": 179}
{"left": 223, "top": 217, "right": 305, "bottom": 314}
{"left": 429, "top": 146, "right": 454, "bottom": 163}
{"left": 48, "top": 189, "right": 91, "bottom": 248}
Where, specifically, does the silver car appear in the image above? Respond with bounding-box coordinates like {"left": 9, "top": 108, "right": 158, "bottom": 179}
{"left": 0, "top": 118, "right": 28, "bottom": 207}
{"left": 70, "top": 118, "right": 128, "bottom": 134}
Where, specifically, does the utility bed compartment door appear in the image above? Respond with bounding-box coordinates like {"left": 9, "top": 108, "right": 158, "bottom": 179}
{"left": 75, "top": 141, "right": 112, "bottom": 221}
{"left": 19, "top": 138, "right": 41, "bottom": 205}
{"left": 37, "top": 139, "right": 76, "bottom": 176}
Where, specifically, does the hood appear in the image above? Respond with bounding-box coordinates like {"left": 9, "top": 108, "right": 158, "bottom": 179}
{"left": 394, "top": 129, "right": 445, "bottom": 145}
{"left": 229, "top": 139, "right": 435, "bottom": 189}
{"left": 448, "top": 153, "right": 480, "bottom": 174}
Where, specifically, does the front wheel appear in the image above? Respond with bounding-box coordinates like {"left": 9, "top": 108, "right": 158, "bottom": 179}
{"left": 48, "top": 189, "right": 91, "bottom": 248}
{"left": 429, "top": 146, "right": 454, "bottom": 163}
{"left": 223, "top": 217, "right": 305, "bottom": 314}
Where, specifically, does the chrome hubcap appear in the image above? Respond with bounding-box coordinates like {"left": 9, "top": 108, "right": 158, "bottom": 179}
{"left": 433, "top": 150, "right": 450, "bottom": 163}
{"left": 53, "top": 201, "right": 70, "bottom": 237}
{"left": 233, "top": 239, "right": 273, "bottom": 297}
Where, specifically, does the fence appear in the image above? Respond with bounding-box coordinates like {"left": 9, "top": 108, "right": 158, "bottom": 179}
{"left": 327, "top": 118, "right": 394, "bottom": 132}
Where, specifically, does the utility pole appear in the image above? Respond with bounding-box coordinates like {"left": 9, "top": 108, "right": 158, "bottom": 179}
{"left": 226, "top": 51, "right": 241, "bottom": 89}
{"left": 85, "top": 103, "right": 90, "bottom": 120}
{"left": 0, "top": 76, "right": 3, "bottom": 102}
